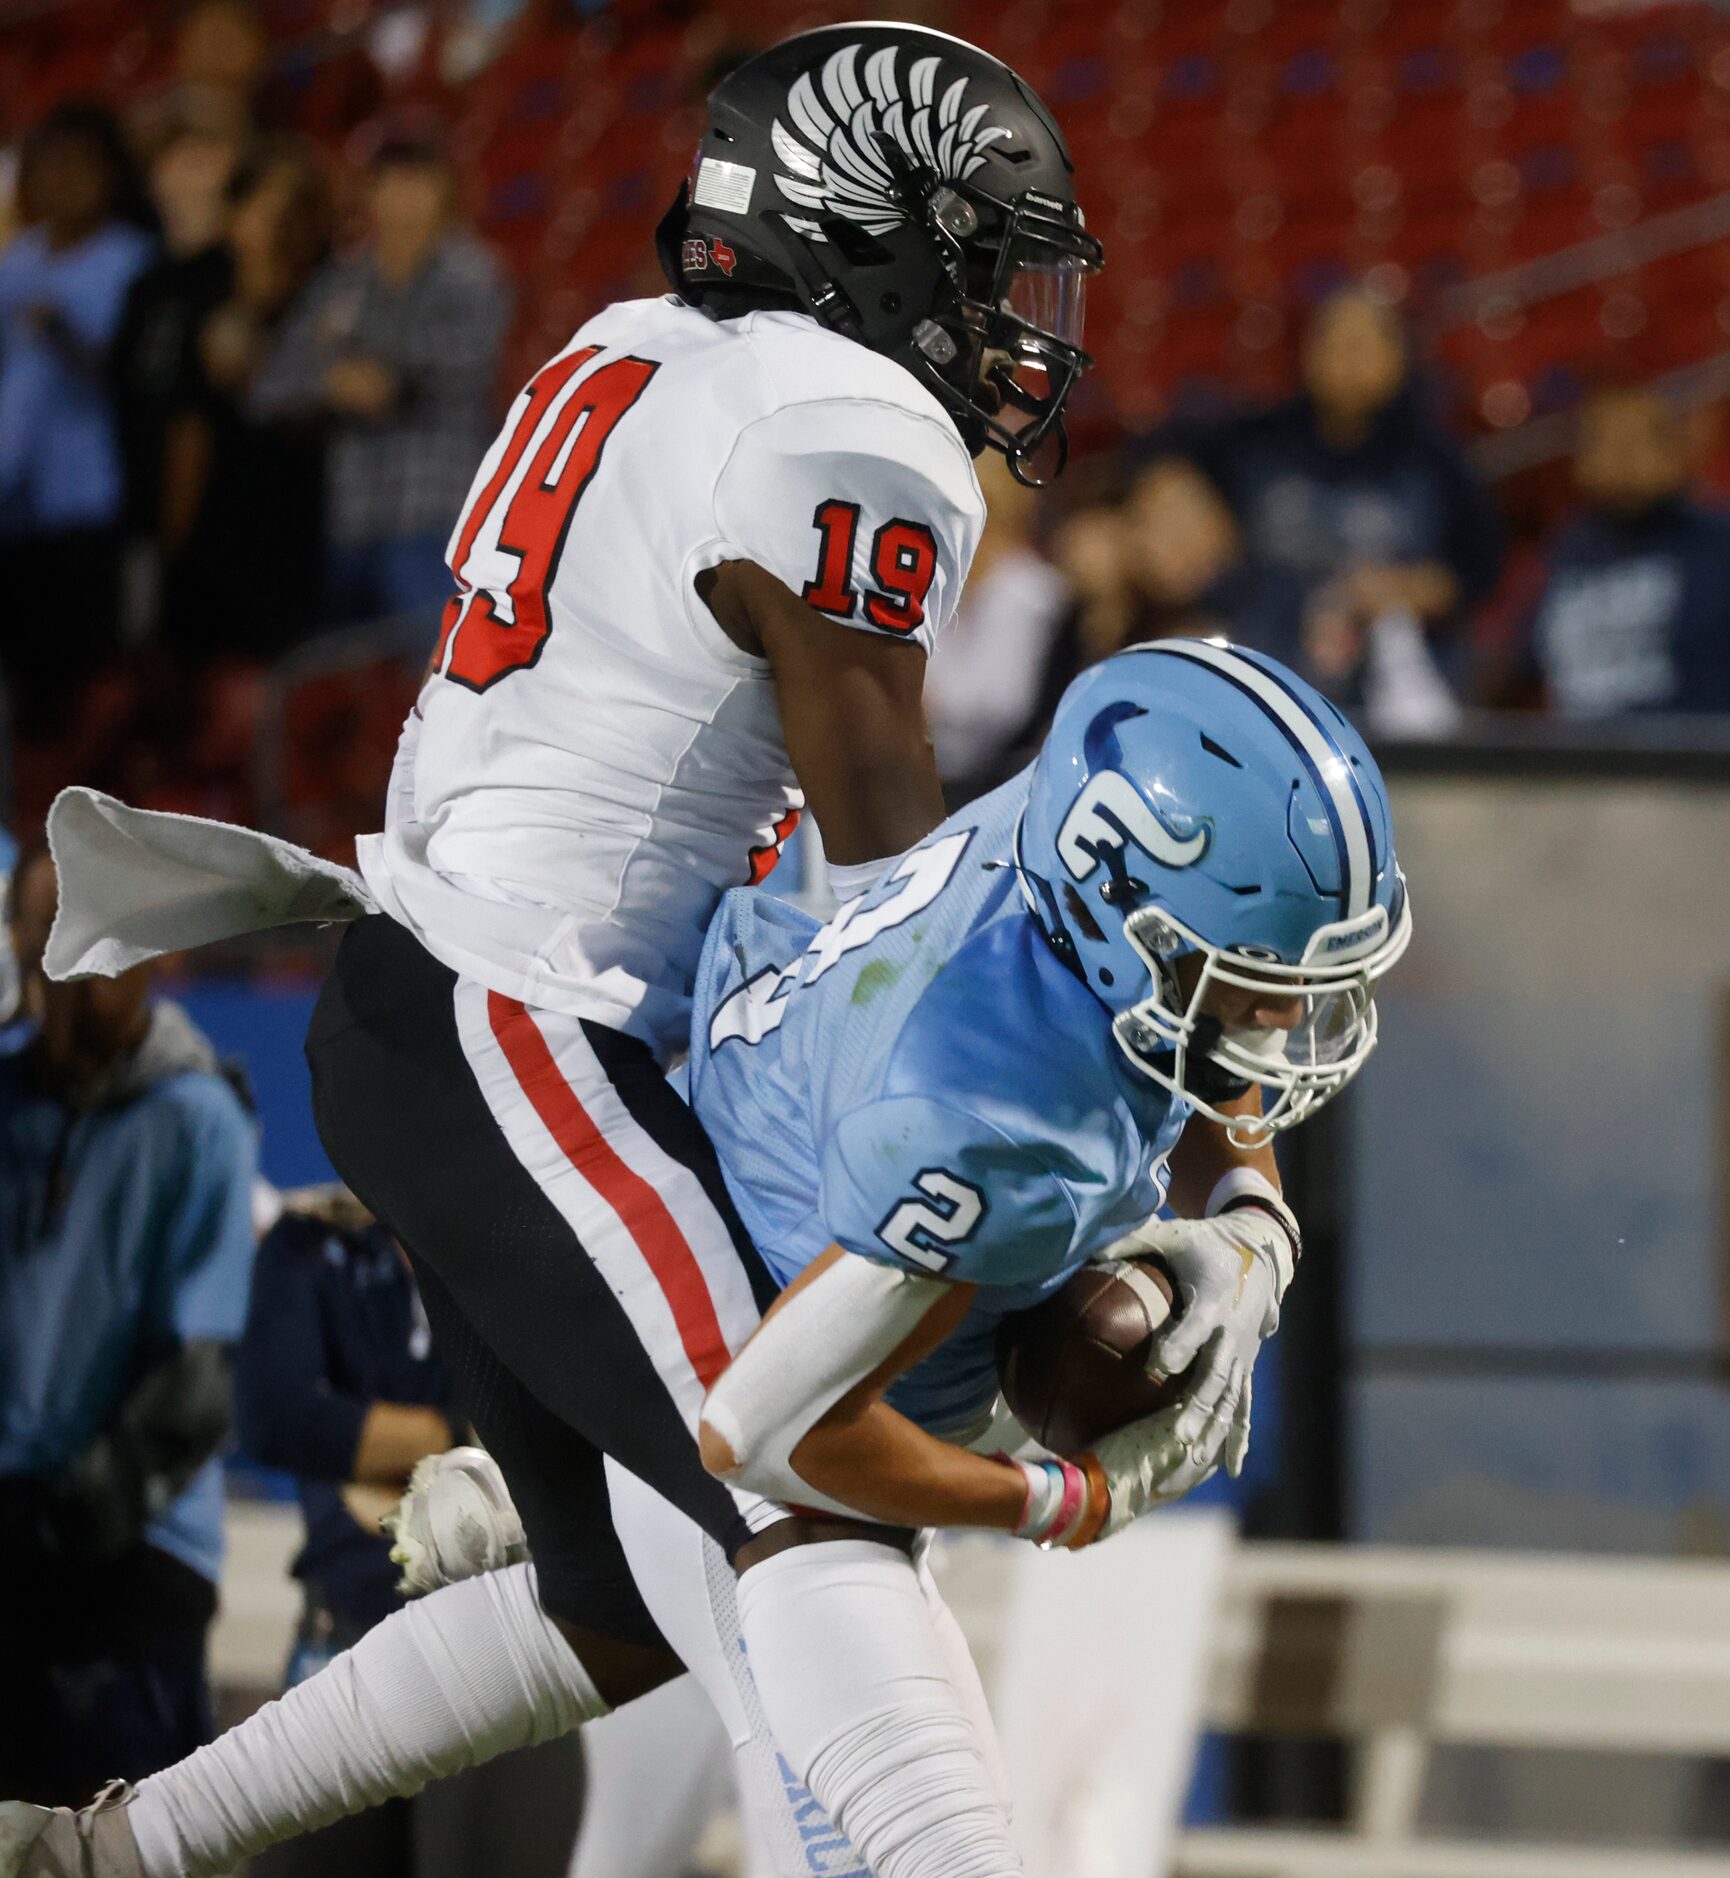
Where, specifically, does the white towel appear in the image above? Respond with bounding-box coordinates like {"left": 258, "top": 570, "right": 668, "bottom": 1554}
{"left": 44, "top": 786, "right": 376, "bottom": 981}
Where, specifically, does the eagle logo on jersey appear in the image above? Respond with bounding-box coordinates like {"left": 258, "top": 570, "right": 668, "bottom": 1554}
{"left": 770, "top": 41, "right": 1014, "bottom": 240}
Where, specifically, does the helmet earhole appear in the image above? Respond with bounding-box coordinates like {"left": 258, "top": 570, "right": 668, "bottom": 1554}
{"left": 1062, "top": 882, "right": 1106, "bottom": 944}
{"left": 1099, "top": 968, "right": 1114, "bottom": 987}
{"left": 880, "top": 291, "right": 902, "bottom": 315}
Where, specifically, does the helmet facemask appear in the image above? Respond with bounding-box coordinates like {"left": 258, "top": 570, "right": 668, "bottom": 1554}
{"left": 762, "top": 139, "right": 1101, "bottom": 486}
{"left": 907, "top": 179, "right": 1101, "bottom": 486}
{"left": 1111, "top": 893, "right": 1414, "bottom": 1148}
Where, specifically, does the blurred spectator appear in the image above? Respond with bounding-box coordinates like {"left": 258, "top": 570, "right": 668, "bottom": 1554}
{"left": 1120, "top": 454, "right": 1306, "bottom": 661}
{"left": 1195, "top": 287, "right": 1503, "bottom": 704}
{"left": 1516, "top": 385, "right": 1730, "bottom": 717}
{"left": 0, "top": 821, "right": 19, "bottom": 1037}
{"left": 112, "top": 120, "right": 247, "bottom": 619}
{"left": 251, "top": 139, "right": 510, "bottom": 624}
{"left": 924, "top": 452, "right": 1068, "bottom": 789}
{"left": 238, "top": 1187, "right": 458, "bottom": 1647}
{"left": 1044, "top": 457, "right": 1137, "bottom": 677}
{"left": 0, "top": 846, "right": 257, "bottom": 1804}
{"left": 0, "top": 103, "right": 155, "bottom": 734}
{"left": 171, "top": 0, "right": 272, "bottom": 136}
{"left": 999, "top": 453, "right": 1308, "bottom": 786}
{"left": 157, "top": 137, "right": 333, "bottom": 667}
{"left": 239, "top": 1187, "right": 584, "bottom": 1878}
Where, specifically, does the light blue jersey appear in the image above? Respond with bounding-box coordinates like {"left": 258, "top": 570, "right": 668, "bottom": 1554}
{"left": 688, "top": 771, "right": 1190, "bottom": 1436}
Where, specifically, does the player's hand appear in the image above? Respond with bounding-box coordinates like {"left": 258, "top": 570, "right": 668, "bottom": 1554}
{"left": 1002, "top": 1412, "right": 1209, "bottom": 1548}
{"left": 1104, "top": 1207, "right": 1294, "bottom": 1482}
{"left": 1086, "top": 1397, "right": 1218, "bottom": 1537}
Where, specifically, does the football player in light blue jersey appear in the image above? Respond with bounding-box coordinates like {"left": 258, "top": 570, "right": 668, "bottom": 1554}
{"left": 695, "top": 636, "right": 1410, "bottom": 1551}
{"left": 0, "top": 640, "right": 1408, "bottom": 1878}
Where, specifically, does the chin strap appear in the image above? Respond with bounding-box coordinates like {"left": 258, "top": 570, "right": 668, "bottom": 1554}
{"left": 1183, "top": 1014, "right": 1254, "bottom": 1104}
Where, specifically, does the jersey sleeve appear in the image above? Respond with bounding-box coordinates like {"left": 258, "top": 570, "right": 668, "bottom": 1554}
{"left": 819, "top": 1093, "right": 1079, "bottom": 1288}
{"left": 712, "top": 397, "right": 984, "bottom": 655}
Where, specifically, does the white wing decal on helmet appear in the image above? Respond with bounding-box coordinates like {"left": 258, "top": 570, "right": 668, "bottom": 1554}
{"left": 771, "top": 41, "right": 1012, "bottom": 238}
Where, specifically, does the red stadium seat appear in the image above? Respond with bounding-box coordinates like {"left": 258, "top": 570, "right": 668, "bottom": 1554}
{"left": 1347, "top": 0, "right": 1464, "bottom": 61}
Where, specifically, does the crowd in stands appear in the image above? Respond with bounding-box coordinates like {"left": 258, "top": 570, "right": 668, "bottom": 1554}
{"left": 2, "top": 0, "right": 1730, "bottom": 838}
{"left": 0, "top": 841, "right": 589, "bottom": 1871}
{"left": 0, "top": 0, "right": 511, "bottom": 830}
{"left": 927, "top": 278, "right": 1730, "bottom": 793}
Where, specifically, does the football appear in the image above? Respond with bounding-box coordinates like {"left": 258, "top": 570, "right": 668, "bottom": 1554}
{"left": 996, "top": 1256, "right": 1189, "bottom": 1456}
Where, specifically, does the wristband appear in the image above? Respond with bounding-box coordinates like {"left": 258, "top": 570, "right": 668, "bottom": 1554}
{"left": 1058, "top": 1452, "right": 1111, "bottom": 1549}
{"left": 1001, "top": 1455, "right": 1094, "bottom": 1548}
{"left": 827, "top": 855, "right": 895, "bottom": 902}
{"left": 1205, "top": 1167, "right": 1301, "bottom": 1295}
{"left": 1002, "top": 1456, "right": 1064, "bottom": 1542}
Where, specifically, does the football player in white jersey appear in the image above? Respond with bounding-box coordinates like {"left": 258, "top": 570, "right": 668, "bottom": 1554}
{"left": 0, "top": 22, "right": 1104, "bottom": 1878}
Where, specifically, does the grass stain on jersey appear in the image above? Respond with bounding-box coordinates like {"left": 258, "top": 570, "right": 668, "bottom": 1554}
{"left": 850, "top": 958, "right": 906, "bottom": 1006}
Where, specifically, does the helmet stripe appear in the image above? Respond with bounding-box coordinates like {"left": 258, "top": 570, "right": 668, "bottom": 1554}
{"left": 1245, "top": 654, "right": 1383, "bottom": 881}
{"left": 1135, "top": 640, "right": 1372, "bottom": 918}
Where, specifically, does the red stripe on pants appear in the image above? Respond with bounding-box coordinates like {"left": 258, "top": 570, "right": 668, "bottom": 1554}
{"left": 486, "top": 991, "right": 733, "bottom": 1390}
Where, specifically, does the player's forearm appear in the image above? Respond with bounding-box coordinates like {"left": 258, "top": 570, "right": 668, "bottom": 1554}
{"left": 797, "top": 725, "right": 947, "bottom": 864}
{"left": 701, "top": 1245, "right": 999, "bottom": 1524}
{"left": 787, "top": 1402, "right": 1025, "bottom": 1531}
{"left": 1163, "top": 1089, "right": 1280, "bottom": 1218}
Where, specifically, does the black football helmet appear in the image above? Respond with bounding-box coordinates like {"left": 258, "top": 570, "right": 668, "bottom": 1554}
{"left": 656, "top": 23, "right": 1103, "bottom": 486}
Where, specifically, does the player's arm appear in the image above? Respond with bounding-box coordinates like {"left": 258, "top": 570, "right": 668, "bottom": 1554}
{"left": 1163, "top": 1085, "right": 1282, "bottom": 1217}
{"left": 701, "top": 1101, "right": 1124, "bottom": 1548}
{"left": 698, "top": 1245, "right": 1065, "bottom": 1537}
{"left": 700, "top": 395, "right": 983, "bottom": 875}
{"left": 699, "top": 561, "right": 946, "bottom": 864}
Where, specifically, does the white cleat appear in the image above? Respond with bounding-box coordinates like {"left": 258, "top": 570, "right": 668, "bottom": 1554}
{"left": 0, "top": 1782, "right": 144, "bottom": 1878}
{"left": 382, "top": 1445, "right": 529, "bottom": 1596}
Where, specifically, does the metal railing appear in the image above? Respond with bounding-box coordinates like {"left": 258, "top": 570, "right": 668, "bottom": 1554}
{"left": 1429, "top": 190, "right": 1730, "bottom": 334}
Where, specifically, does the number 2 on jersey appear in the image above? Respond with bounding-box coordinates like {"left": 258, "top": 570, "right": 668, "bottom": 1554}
{"left": 436, "top": 346, "right": 660, "bottom": 692}
{"left": 877, "top": 1169, "right": 986, "bottom": 1273}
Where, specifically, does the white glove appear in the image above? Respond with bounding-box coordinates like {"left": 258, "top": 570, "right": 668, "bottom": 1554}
{"left": 1007, "top": 1384, "right": 1244, "bottom": 1549}
{"left": 1088, "top": 1397, "right": 1218, "bottom": 1537}
{"left": 1097, "top": 1180, "right": 1299, "bottom": 1506}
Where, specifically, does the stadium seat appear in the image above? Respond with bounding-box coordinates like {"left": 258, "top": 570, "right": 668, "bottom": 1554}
{"left": 15, "top": 0, "right": 1730, "bottom": 473}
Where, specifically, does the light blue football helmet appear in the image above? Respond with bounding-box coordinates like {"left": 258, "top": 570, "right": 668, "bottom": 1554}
{"left": 1015, "top": 637, "right": 1411, "bottom": 1144}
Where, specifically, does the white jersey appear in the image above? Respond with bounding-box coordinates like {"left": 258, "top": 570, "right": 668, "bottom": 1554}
{"left": 355, "top": 295, "right": 984, "bottom": 1060}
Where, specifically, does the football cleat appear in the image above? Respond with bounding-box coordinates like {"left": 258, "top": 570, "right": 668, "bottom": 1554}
{"left": 0, "top": 1782, "right": 144, "bottom": 1878}
{"left": 382, "top": 1445, "right": 530, "bottom": 1596}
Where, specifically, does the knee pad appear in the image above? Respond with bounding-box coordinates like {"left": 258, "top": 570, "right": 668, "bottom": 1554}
{"left": 736, "top": 1540, "right": 1021, "bottom": 1878}
{"left": 807, "top": 1698, "right": 1021, "bottom": 1878}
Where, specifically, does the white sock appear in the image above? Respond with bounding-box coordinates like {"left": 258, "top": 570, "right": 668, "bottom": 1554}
{"left": 601, "top": 1456, "right": 869, "bottom": 1878}
{"left": 130, "top": 1564, "right": 602, "bottom": 1878}
{"left": 736, "top": 1540, "right": 1023, "bottom": 1878}
{"left": 572, "top": 1673, "right": 733, "bottom": 1878}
